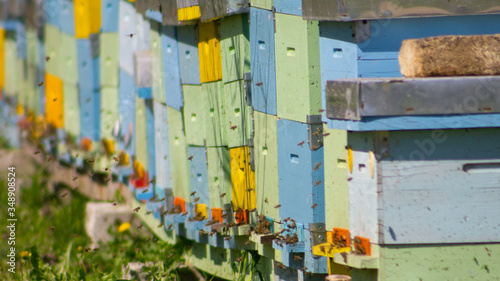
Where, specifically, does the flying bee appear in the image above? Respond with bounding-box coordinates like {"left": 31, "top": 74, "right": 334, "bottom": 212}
{"left": 53, "top": 98, "right": 57, "bottom": 102}
{"left": 38, "top": 82, "right": 44, "bottom": 87}
{"left": 161, "top": 210, "right": 168, "bottom": 216}
{"left": 199, "top": 230, "right": 207, "bottom": 236}
{"left": 264, "top": 198, "right": 268, "bottom": 203}
{"left": 45, "top": 56, "right": 50, "bottom": 62}
{"left": 230, "top": 125, "right": 237, "bottom": 130}
{"left": 245, "top": 240, "right": 251, "bottom": 246}
{"left": 297, "top": 141, "right": 305, "bottom": 147}
{"left": 133, "top": 207, "right": 140, "bottom": 212}
{"left": 246, "top": 188, "right": 253, "bottom": 192}
{"left": 300, "top": 267, "right": 308, "bottom": 272}
{"left": 72, "top": 176, "right": 78, "bottom": 181}
{"left": 47, "top": 156, "right": 53, "bottom": 162}
{"left": 104, "top": 167, "right": 110, "bottom": 171}
{"left": 313, "top": 163, "right": 321, "bottom": 170}
{"left": 157, "top": 223, "right": 163, "bottom": 228}
{"left": 105, "top": 177, "right": 111, "bottom": 182}
{"left": 61, "top": 193, "right": 68, "bottom": 198}
{"left": 209, "top": 230, "right": 216, "bottom": 236}
{"left": 137, "top": 224, "right": 144, "bottom": 230}
{"left": 113, "top": 156, "right": 119, "bottom": 162}
{"left": 145, "top": 211, "right": 152, "bottom": 215}
{"left": 328, "top": 243, "right": 334, "bottom": 254}
{"left": 224, "top": 236, "right": 232, "bottom": 241}
{"left": 220, "top": 193, "right": 226, "bottom": 198}
{"left": 33, "top": 151, "right": 40, "bottom": 155}
{"left": 311, "top": 203, "right": 318, "bottom": 209}
{"left": 276, "top": 263, "right": 286, "bottom": 269}
{"left": 188, "top": 155, "right": 194, "bottom": 161}
{"left": 112, "top": 202, "right": 117, "bottom": 206}
{"left": 323, "top": 132, "right": 331, "bottom": 137}
{"left": 50, "top": 226, "right": 55, "bottom": 231}
{"left": 167, "top": 224, "right": 173, "bottom": 230}
{"left": 190, "top": 191, "right": 197, "bottom": 196}
{"left": 314, "top": 180, "right": 321, "bottom": 186}
{"left": 250, "top": 208, "right": 257, "bottom": 212}
{"left": 87, "top": 159, "right": 95, "bottom": 163}
{"left": 319, "top": 245, "right": 325, "bottom": 253}
{"left": 293, "top": 255, "right": 303, "bottom": 260}
{"left": 141, "top": 189, "right": 149, "bottom": 193}
{"left": 126, "top": 33, "right": 137, "bottom": 38}
{"left": 319, "top": 109, "right": 325, "bottom": 113}
{"left": 193, "top": 197, "right": 200, "bottom": 203}
{"left": 235, "top": 256, "right": 244, "bottom": 262}
{"left": 274, "top": 204, "right": 281, "bottom": 208}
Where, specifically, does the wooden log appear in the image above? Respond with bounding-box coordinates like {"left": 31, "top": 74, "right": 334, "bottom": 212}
{"left": 399, "top": 34, "right": 500, "bottom": 77}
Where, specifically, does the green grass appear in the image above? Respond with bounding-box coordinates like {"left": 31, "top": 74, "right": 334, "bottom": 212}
{"left": 0, "top": 171, "right": 188, "bottom": 280}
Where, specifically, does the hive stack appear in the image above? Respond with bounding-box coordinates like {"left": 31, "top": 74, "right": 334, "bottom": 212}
{"left": 1, "top": 0, "right": 500, "bottom": 280}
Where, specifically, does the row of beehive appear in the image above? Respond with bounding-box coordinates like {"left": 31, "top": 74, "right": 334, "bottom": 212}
{"left": 1, "top": 0, "right": 500, "bottom": 280}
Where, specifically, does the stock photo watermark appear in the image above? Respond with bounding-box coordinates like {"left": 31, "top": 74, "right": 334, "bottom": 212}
{"left": 6, "top": 166, "right": 17, "bottom": 274}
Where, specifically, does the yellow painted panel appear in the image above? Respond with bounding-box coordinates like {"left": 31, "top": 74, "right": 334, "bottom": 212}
{"left": 74, "top": 0, "right": 91, "bottom": 38}
{"left": 198, "top": 21, "right": 222, "bottom": 83}
{"left": 230, "top": 146, "right": 256, "bottom": 210}
{"left": 195, "top": 203, "right": 207, "bottom": 220}
{"left": 45, "top": 73, "right": 64, "bottom": 128}
{"left": 178, "top": 6, "right": 201, "bottom": 21}
{"left": 0, "top": 28, "right": 4, "bottom": 90}
{"left": 90, "top": 0, "right": 101, "bottom": 34}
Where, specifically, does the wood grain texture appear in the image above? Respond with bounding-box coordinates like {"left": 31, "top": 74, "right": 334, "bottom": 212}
{"left": 379, "top": 129, "right": 500, "bottom": 244}
{"left": 220, "top": 13, "right": 250, "bottom": 84}
{"left": 198, "top": 21, "right": 222, "bottom": 83}
{"left": 224, "top": 80, "right": 252, "bottom": 148}
{"left": 207, "top": 147, "right": 232, "bottom": 208}
{"left": 347, "top": 131, "right": 379, "bottom": 243}
{"left": 327, "top": 114, "right": 500, "bottom": 132}
{"left": 183, "top": 85, "right": 207, "bottom": 146}
{"left": 277, "top": 119, "right": 325, "bottom": 225}
{"left": 188, "top": 146, "right": 210, "bottom": 206}
{"left": 230, "top": 146, "right": 256, "bottom": 210}
{"left": 275, "top": 14, "right": 321, "bottom": 123}
{"left": 254, "top": 111, "right": 279, "bottom": 226}
{"left": 379, "top": 244, "right": 500, "bottom": 280}
{"left": 399, "top": 34, "right": 500, "bottom": 77}
{"left": 323, "top": 127, "right": 349, "bottom": 231}
{"left": 250, "top": 8, "right": 277, "bottom": 115}
{"left": 204, "top": 81, "right": 228, "bottom": 147}
{"left": 177, "top": 25, "right": 201, "bottom": 85}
